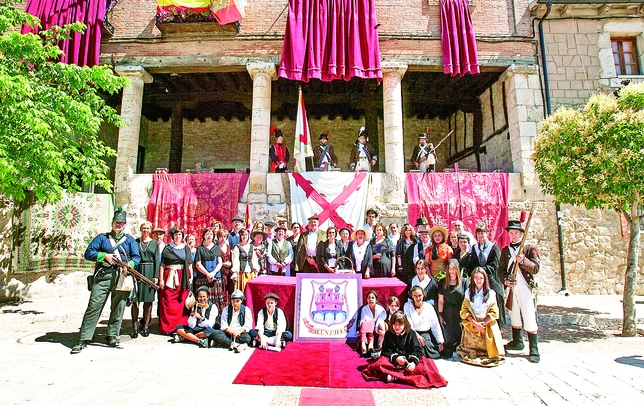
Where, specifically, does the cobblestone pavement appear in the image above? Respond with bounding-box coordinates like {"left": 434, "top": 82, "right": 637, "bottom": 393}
{"left": 1, "top": 293, "right": 643, "bottom": 405}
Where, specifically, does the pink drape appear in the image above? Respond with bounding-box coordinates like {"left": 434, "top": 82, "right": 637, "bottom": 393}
{"left": 406, "top": 172, "right": 509, "bottom": 247}
{"left": 278, "top": 0, "right": 382, "bottom": 83}
{"left": 440, "top": 0, "right": 479, "bottom": 77}
{"left": 22, "top": 0, "right": 104, "bottom": 67}
{"left": 147, "top": 173, "right": 249, "bottom": 244}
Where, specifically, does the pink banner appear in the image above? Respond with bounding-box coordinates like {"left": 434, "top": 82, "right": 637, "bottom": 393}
{"left": 147, "top": 173, "right": 249, "bottom": 243}
{"left": 440, "top": 0, "right": 480, "bottom": 77}
{"left": 406, "top": 172, "right": 508, "bottom": 246}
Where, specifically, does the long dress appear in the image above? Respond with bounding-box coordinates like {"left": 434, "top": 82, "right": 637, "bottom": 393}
{"left": 395, "top": 239, "right": 416, "bottom": 286}
{"left": 456, "top": 289, "right": 505, "bottom": 367}
{"left": 360, "top": 329, "right": 448, "bottom": 388}
{"left": 439, "top": 278, "right": 469, "bottom": 354}
{"left": 134, "top": 238, "right": 159, "bottom": 303}
{"left": 371, "top": 237, "right": 394, "bottom": 278}
{"left": 194, "top": 243, "right": 227, "bottom": 312}
{"left": 159, "top": 244, "right": 192, "bottom": 334}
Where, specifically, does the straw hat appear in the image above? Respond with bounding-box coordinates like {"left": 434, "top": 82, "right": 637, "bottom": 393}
{"left": 429, "top": 225, "right": 448, "bottom": 242}
{"left": 351, "top": 226, "right": 372, "bottom": 241}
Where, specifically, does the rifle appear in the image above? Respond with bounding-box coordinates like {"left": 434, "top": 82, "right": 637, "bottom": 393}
{"left": 114, "top": 257, "right": 160, "bottom": 291}
{"left": 505, "top": 203, "right": 535, "bottom": 311}
{"left": 429, "top": 130, "right": 454, "bottom": 154}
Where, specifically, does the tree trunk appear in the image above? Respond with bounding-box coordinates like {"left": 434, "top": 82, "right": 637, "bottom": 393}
{"left": 622, "top": 204, "right": 641, "bottom": 337}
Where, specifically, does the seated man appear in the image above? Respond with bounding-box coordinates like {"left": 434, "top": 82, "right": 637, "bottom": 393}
{"left": 211, "top": 289, "right": 253, "bottom": 352}
{"left": 174, "top": 286, "right": 218, "bottom": 348}
{"left": 249, "top": 293, "right": 292, "bottom": 351}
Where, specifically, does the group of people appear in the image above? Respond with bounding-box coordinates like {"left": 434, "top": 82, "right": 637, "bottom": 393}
{"left": 70, "top": 205, "right": 541, "bottom": 387}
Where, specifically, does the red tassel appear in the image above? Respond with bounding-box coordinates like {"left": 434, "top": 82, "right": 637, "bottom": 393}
{"left": 519, "top": 211, "right": 527, "bottom": 223}
{"left": 270, "top": 126, "right": 279, "bottom": 135}
{"left": 326, "top": 129, "right": 330, "bottom": 135}
{"left": 425, "top": 126, "right": 429, "bottom": 135}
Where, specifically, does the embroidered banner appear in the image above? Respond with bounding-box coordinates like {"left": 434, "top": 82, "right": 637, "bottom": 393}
{"left": 289, "top": 172, "right": 369, "bottom": 232}
{"left": 406, "top": 172, "right": 509, "bottom": 246}
{"left": 147, "top": 173, "right": 249, "bottom": 243}
{"left": 440, "top": 0, "right": 480, "bottom": 76}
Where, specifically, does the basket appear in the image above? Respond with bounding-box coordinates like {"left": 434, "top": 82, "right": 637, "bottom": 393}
{"left": 334, "top": 256, "right": 355, "bottom": 274}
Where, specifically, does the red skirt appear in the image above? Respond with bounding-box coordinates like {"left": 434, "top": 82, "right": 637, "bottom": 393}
{"left": 159, "top": 267, "right": 190, "bottom": 334}
{"left": 360, "top": 356, "right": 448, "bottom": 388}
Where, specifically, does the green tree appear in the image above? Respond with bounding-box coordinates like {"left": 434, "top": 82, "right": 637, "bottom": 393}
{"left": 0, "top": 0, "right": 127, "bottom": 204}
{"left": 533, "top": 83, "right": 644, "bottom": 337}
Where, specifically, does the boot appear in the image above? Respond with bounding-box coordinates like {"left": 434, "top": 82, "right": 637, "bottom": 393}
{"left": 528, "top": 333, "right": 540, "bottom": 363}
{"left": 504, "top": 328, "right": 525, "bottom": 351}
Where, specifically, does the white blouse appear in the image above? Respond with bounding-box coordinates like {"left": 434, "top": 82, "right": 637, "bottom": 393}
{"left": 403, "top": 301, "right": 444, "bottom": 343}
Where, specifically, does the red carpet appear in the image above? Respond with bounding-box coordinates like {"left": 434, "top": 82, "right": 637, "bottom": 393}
{"left": 233, "top": 342, "right": 420, "bottom": 389}
{"left": 299, "top": 389, "right": 375, "bottom": 406}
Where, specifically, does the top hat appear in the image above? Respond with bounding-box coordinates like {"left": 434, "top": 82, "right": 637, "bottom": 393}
{"left": 418, "top": 133, "right": 427, "bottom": 139}
{"left": 506, "top": 219, "right": 525, "bottom": 232}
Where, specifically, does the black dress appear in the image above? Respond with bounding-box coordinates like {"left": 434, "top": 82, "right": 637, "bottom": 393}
{"left": 439, "top": 278, "right": 469, "bottom": 353}
{"left": 371, "top": 237, "right": 394, "bottom": 277}
{"left": 395, "top": 238, "right": 416, "bottom": 285}
{"left": 134, "top": 238, "right": 159, "bottom": 303}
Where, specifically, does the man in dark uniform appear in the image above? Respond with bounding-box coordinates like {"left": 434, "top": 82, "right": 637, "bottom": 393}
{"left": 313, "top": 131, "right": 338, "bottom": 170}
{"left": 269, "top": 126, "right": 290, "bottom": 173}
{"left": 349, "top": 127, "right": 377, "bottom": 172}
{"left": 499, "top": 220, "right": 541, "bottom": 363}
{"left": 411, "top": 133, "right": 436, "bottom": 172}
{"left": 469, "top": 225, "right": 505, "bottom": 327}
{"left": 71, "top": 207, "right": 141, "bottom": 354}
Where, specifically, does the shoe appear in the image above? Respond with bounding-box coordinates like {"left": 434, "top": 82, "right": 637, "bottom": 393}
{"left": 126, "top": 297, "right": 133, "bottom": 307}
{"left": 70, "top": 340, "right": 88, "bottom": 354}
{"left": 528, "top": 333, "right": 540, "bottom": 363}
{"left": 140, "top": 327, "right": 150, "bottom": 338}
{"left": 281, "top": 340, "right": 286, "bottom": 349}
{"left": 197, "top": 338, "right": 208, "bottom": 348}
{"left": 386, "top": 374, "right": 394, "bottom": 383}
{"left": 130, "top": 329, "right": 139, "bottom": 339}
{"left": 172, "top": 334, "right": 184, "bottom": 343}
{"left": 371, "top": 349, "right": 381, "bottom": 359}
{"left": 106, "top": 336, "right": 119, "bottom": 347}
{"left": 505, "top": 328, "right": 525, "bottom": 351}
{"left": 235, "top": 343, "right": 248, "bottom": 353}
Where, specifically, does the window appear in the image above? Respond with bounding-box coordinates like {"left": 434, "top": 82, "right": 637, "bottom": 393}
{"left": 612, "top": 37, "right": 640, "bottom": 76}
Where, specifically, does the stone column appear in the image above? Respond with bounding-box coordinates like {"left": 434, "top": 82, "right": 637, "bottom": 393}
{"left": 381, "top": 62, "right": 408, "bottom": 203}
{"left": 502, "top": 64, "right": 543, "bottom": 187}
{"left": 114, "top": 65, "right": 153, "bottom": 206}
{"left": 246, "top": 63, "right": 277, "bottom": 203}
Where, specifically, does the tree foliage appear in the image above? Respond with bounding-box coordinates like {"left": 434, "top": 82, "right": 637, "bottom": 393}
{"left": 0, "top": 0, "right": 128, "bottom": 203}
{"left": 534, "top": 82, "right": 644, "bottom": 336}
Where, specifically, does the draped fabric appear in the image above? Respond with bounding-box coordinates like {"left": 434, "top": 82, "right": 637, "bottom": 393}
{"left": 440, "top": 0, "right": 480, "bottom": 76}
{"left": 278, "top": 0, "right": 382, "bottom": 83}
{"left": 147, "top": 173, "right": 249, "bottom": 243}
{"left": 406, "top": 172, "right": 509, "bottom": 247}
{"left": 22, "top": 0, "right": 105, "bottom": 67}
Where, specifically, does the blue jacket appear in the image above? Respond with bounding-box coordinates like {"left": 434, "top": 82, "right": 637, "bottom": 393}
{"left": 84, "top": 232, "right": 141, "bottom": 271}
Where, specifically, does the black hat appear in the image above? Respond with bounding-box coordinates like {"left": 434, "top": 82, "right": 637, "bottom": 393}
{"left": 231, "top": 216, "right": 244, "bottom": 223}
{"left": 418, "top": 133, "right": 427, "bottom": 139}
{"left": 112, "top": 206, "right": 127, "bottom": 223}
{"left": 506, "top": 220, "right": 525, "bottom": 232}
{"left": 264, "top": 221, "right": 275, "bottom": 227}
{"left": 169, "top": 227, "right": 183, "bottom": 238}
{"left": 415, "top": 217, "right": 428, "bottom": 227}
{"left": 264, "top": 292, "right": 280, "bottom": 302}
{"left": 271, "top": 126, "right": 283, "bottom": 138}
{"left": 339, "top": 227, "right": 351, "bottom": 235}
{"left": 308, "top": 215, "right": 319, "bottom": 220}
{"left": 319, "top": 133, "right": 328, "bottom": 140}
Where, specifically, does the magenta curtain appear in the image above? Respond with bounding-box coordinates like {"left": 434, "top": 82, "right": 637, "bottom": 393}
{"left": 440, "top": 0, "right": 479, "bottom": 77}
{"left": 147, "top": 173, "right": 249, "bottom": 244}
{"left": 278, "top": 0, "right": 382, "bottom": 83}
{"left": 22, "top": 0, "right": 104, "bottom": 67}
{"left": 406, "top": 172, "right": 509, "bottom": 247}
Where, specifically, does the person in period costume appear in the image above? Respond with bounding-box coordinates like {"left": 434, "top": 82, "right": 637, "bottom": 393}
{"left": 355, "top": 290, "right": 387, "bottom": 357}
{"left": 231, "top": 228, "right": 258, "bottom": 292}
{"left": 426, "top": 225, "right": 453, "bottom": 282}
{"left": 269, "top": 126, "right": 290, "bottom": 173}
{"left": 388, "top": 222, "right": 400, "bottom": 248}
{"left": 413, "top": 226, "right": 432, "bottom": 273}
{"left": 251, "top": 224, "right": 268, "bottom": 276}
{"left": 158, "top": 227, "right": 193, "bottom": 335}
{"left": 470, "top": 225, "right": 505, "bottom": 327}
{"left": 152, "top": 227, "right": 166, "bottom": 265}
{"left": 130, "top": 221, "right": 159, "bottom": 339}
{"left": 174, "top": 286, "right": 218, "bottom": 348}
{"left": 363, "top": 209, "right": 379, "bottom": 234}
{"left": 313, "top": 131, "right": 338, "bottom": 170}
{"left": 186, "top": 234, "right": 197, "bottom": 263}
{"left": 228, "top": 216, "right": 245, "bottom": 248}
{"left": 414, "top": 217, "right": 429, "bottom": 236}
{"left": 316, "top": 226, "right": 340, "bottom": 273}
{"left": 212, "top": 290, "right": 253, "bottom": 352}
{"left": 404, "top": 285, "right": 444, "bottom": 359}
{"left": 351, "top": 227, "right": 373, "bottom": 278}
{"left": 249, "top": 293, "right": 293, "bottom": 351}
{"left": 349, "top": 127, "right": 377, "bottom": 172}
{"left": 194, "top": 227, "right": 227, "bottom": 313}
{"left": 410, "top": 260, "right": 438, "bottom": 308}
{"left": 456, "top": 267, "right": 505, "bottom": 367}
{"left": 336, "top": 227, "right": 354, "bottom": 271}
{"left": 438, "top": 259, "right": 469, "bottom": 359}
{"left": 216, "top": 228, "right": 232, "bottom": 308}
{"left": 267, "top": 225, "right": 294, "bottom": 276}
{"left": 71, "top": 207, "right": 141, "bottom": 354}
{"left": 457, "top": 234, "right": 474, "bottom": 278}
{"left": 371, "top": 223, "right": 395, "bottom": 278}
{"left": 499, "top": 219, "right": 541, "bottom": 363}
{"left": 360, "top": 311, "right": 448, "bottom": 388}
{"left": 452, "top": 220, "right": 475, "bottom": 247}
{"left": 395, "top": 224, "right": 417, "bottom": 286}
{"left": 295, "top": 216, "right": 326, "bottom": 274}
{"left": 264, "top": 220, "right": 275, "bottom": 244}
{"left": 411, "top": 133, "right": 437, "bottom": 173}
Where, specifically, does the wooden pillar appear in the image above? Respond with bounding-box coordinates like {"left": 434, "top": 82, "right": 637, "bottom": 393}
{"left": 364, "top": 108, "right": 380, "bottom": 172}
{"left": 169, "top": 103, "right": 184, "bottom": 173}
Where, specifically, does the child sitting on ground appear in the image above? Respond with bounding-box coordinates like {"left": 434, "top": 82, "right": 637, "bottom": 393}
{"left": 249, "top": 293, "right": 292, "bottom": 351}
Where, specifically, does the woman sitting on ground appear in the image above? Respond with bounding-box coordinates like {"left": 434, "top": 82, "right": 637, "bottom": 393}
{"left": 174, "top": 286, "right": 218, "bottom": 348}
{"left": 404, "top": 285, "right": 444, "bottom": 359}
{"left": 360, "top": 311, "right": 448, "bottom": 388}
{"left": 456, "top": 267, "right": 505, "bottom": 367}
{"left": 356, "top": 290, "right": 387, "bottom": 357}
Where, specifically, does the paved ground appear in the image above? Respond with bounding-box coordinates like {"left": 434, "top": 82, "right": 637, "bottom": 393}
{"left": 1, "top": 291, "right": 644, "bottom": 405}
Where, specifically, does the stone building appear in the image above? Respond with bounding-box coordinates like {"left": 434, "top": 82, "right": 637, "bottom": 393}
{"left": 1, "top": 0, "right": 643, "bottom": 299}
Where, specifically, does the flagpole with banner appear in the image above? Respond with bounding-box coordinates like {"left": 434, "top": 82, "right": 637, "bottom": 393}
{"left": 293, "top": 86, "right": 313, "bottom": 173}
{"left": 245, "top": 200, "right": 252, "bottom": 230}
